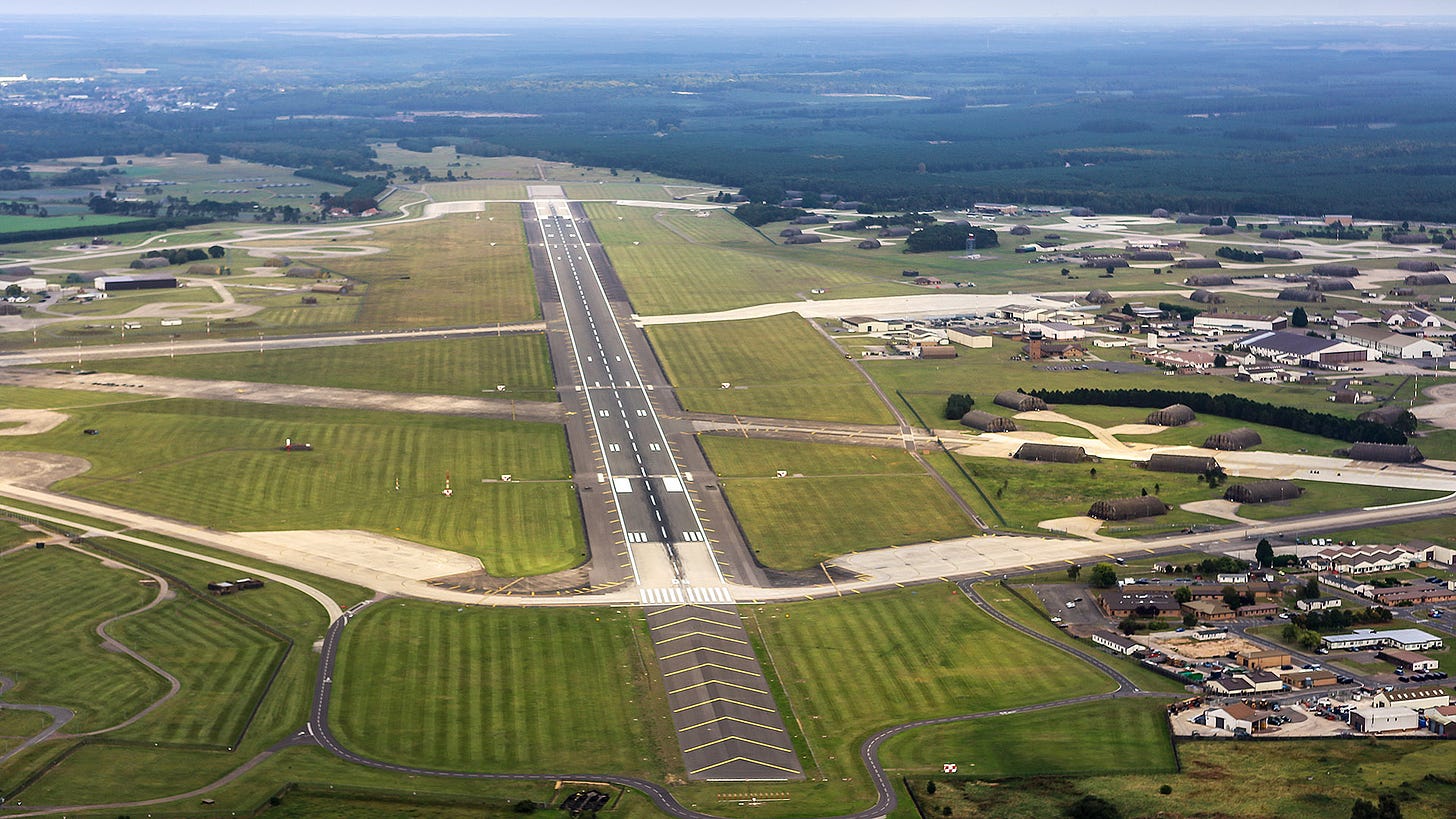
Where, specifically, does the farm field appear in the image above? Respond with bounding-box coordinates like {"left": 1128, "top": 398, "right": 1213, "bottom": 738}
{"left": 0, "top": 213, "right": 144, "bottom": 235}
{"left": 79, "top": 333, "right": 558, "bottom": 400}
{"left": 0, "top": 398, "right": 584, "bottom": 575}
{"left": 331, "top": 601, "right": 677, "bottom": 776}
{"left": 909, "top": 739, "right": 1456, "bottom": 819}
{"left": 646, "top": 314, "right": 894, "bottom": 425}
{"left": 92, "top": 153, "right": 349, "bottom": 207}
{"left": 880, "top": 699, "right": 1176, "bottom": 778}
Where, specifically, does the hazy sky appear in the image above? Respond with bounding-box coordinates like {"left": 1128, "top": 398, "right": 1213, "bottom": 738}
{"left": 13, "top": 0, "right": 1456, "bottom": 18}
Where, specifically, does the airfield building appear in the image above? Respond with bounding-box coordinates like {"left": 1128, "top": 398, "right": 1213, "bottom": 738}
{"left": 1346, "top": 442, "right": 1424, "bottom": 463}
{"left": 1224, "top": 480, "right": 1303, "bottom": 504}
{"left": 1145, "top": 453, "right": 1219, "bottom": 474}
{"left": 1089, "top": 496, "right": 1169, "bottom": 521}
{"left": 960, "top": 410, "right": 1017, "bottom": 432}
{"left": 1013, "top": 443, "right": 1085, "bottom": 463}
{"left": 1145, "top": 404, "right": 1196, "bottom": 426}
{"left": 95, "top": 274, "right": 178, "bottom": 292}
{"left": 1203, "top": 427, "right": 1261, "bottom": 451}
{"left": 1312, "top": 263, "right": 1360, "bottom": 277}
{"left": 994, "top": 391, "right": 1047, "bottom": 412}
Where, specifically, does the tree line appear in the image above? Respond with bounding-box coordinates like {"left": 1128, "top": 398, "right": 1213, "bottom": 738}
{"left": 1022, "top": 387, "right": 1407, "bottom": 445}
{"left": 904, "top": 223, "right": 999, "bottom": 253}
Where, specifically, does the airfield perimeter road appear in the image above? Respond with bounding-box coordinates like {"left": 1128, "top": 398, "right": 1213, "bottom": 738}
{"left": 272, "top": 580, "right": 1163, "bottom": 819}
{"left": 524, "top": 193, "right": 802, "bottom": 781}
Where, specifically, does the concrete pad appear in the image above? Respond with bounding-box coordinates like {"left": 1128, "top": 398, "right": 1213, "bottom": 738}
{"left": 1181, "top": 499, "right": 1255, "bottom": 523}
{"left": 233, "top": 529, "right": 482, "bottom": 580}
{"left": 0, "top": 410, "right": 69, "bottom": 436}
{"left": 1040, "top": 516, "right": 1113, "bottom": 541}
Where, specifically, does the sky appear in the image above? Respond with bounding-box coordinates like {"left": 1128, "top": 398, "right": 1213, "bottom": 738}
{"left": 12, "top": 0, "right": 1456, "bottom": 18}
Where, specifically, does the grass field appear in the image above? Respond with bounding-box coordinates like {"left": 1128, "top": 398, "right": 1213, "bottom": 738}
{"left": 585, "top": 203, "right": 905, "bottom": 315}
{"left": 698, "top": 435, "right": 978, "bottom": 571}
{"left": 1, "top": 530, "right": 345, "bottom": 806}
{"left": 945, "top": 454, "right": 1227, "bottom": 535}
{"left": 311, "top": 207, "right": 539, "bottom": 328}
{"left": 0, "top": 213, "right": 144, "bottom": 234}
{"left": 745, "top": 586, "right": 1115, "bottom": 787}
{"left": 880, "top": 699, "right": 1176, "bottom": 778}
{"left": 975, "top": 582, "right": 1189, "bottom": 694}
{"left": 647, "top": 314, "right": 893, "bottom": 424}
{"left": 1236, "top": 482, "right": 1447, "bottom": 520}
{"left": 0, "top": 398, "right": 584, "bottom": 575}
{"left": 120, "top": 745, "right": 644, "bottom": 819}
{"left": 699, "top": 435, "right": 925, "bottom": 478}
{"left": 332, "top": 601, "right": 676, "bottom": 776}
{"left": 107, "top": 590, "right": 288, "bottom": 747}
{"left": 1325, "top": 517, "right": 1456, "bottom": 550}
{"left": 44, "top": 285, "right": 220, "bottom": 317}
{"left": 867, "top": 344, "right": 1378, "bottom": 436}
{"left": 910, "top": 739, "right": 1456, "bottom": 819}
{"left": 0, "top": 547, "right": 170, "bottom": 733}
{"left": 720, "top": 474, "right": 976, "bottom": 570}
{"left": 81, "top": 334, "right": 558, "bottom": 400}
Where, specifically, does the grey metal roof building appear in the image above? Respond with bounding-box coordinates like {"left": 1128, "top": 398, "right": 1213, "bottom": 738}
{"left": 1013, "top": 442, "right": 1086, "bottom": 463}
{"left": 994, "top": 391, "right": 1047, "bottom": 412}
{"left": 1145, "top": 453, "right": 1219, "bottom": 474}
{"left": 1089, "top": 496, "right": 1170, "bottom": 520}
{"left": 1203, "top": 427, "right": 1262, "bottom": 451}
{"left": 960, "top": 410, "right": 1017, "bottom": 432}
{"left": 1347, "top": 442, "right": 1424, "bottom": 463}
{"left": 1225, "top": 480, "right": 1304, "bottom": 504}
{"left": 1146, "top": 404, "right": 1196, "bottom": 427}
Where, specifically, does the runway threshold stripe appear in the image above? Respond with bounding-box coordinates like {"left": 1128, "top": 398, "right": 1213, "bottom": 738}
{"left": 672, "top": 697, "right": 778, "bottom": 715}
{"left": 684, "top": 735, "right": 795, "bottom": 755}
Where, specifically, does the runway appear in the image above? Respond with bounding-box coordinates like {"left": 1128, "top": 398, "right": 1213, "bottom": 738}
{"left": 525, "top": 192, "right": 801, "bottom": 781}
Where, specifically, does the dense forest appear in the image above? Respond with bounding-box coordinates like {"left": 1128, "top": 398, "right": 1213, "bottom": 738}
{"left": 5, "top": 19, "right": 1456, "bottom": 219}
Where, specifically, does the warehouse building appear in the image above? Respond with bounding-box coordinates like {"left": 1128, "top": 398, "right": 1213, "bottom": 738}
{"left": 95, "top": 274, "right": 178, "bottom": 292}
{"left": 1235, "top": 330, "right": 1372, "bottom": 367}
{"left": 1349, "top": 706, "right": 1419, "bottom": 734}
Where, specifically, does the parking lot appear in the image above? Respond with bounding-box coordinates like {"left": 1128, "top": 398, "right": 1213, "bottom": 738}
{"left": 1031, "top": 583, "right": 1105, "bottom": 629}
